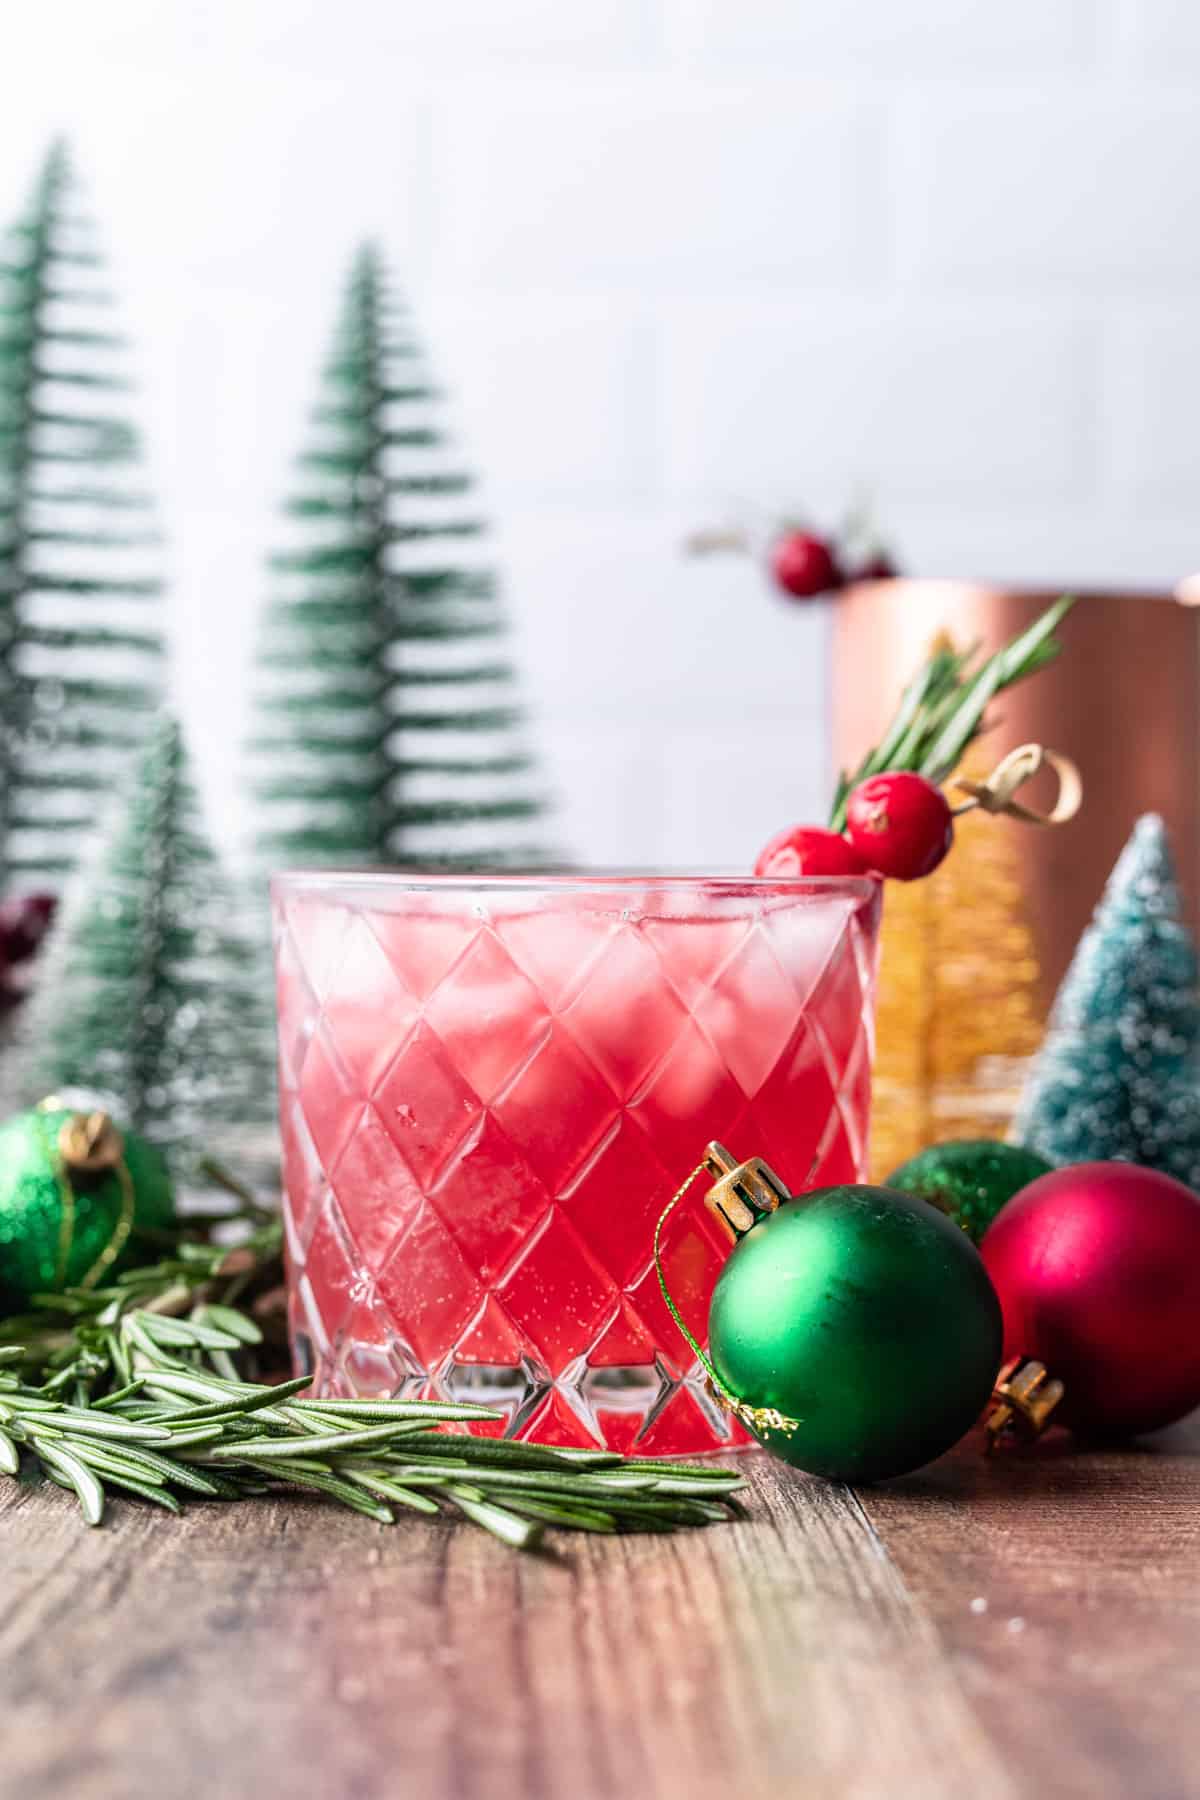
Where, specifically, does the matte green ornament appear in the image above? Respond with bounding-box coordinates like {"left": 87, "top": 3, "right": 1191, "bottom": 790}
{"left": 885, "top": 1140, "right": 1053, "bottom": 1245}
{"left": 695, "top": 1148, "right": 1003, "bottom": 1483}
{"left": 0, "top": 1106, "right": 174, "bottom": 1312}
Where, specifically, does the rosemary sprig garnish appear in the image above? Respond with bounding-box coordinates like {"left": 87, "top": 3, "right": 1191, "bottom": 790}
{"left": 828, "top": 594, "right": 1075, "bottom": 830}
{"left": 0, "top": 1209, "right": 745, "bottom": 1548}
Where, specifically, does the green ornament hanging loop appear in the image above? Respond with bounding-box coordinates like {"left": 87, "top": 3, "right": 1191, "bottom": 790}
{"left": 653, "top": 1152, "right": 800, "bottom": 1437}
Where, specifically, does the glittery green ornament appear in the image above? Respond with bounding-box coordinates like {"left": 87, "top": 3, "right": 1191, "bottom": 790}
{"left": 885, "top": 1140, "right": 1053, "bottom": 1245}
{"left": 0, "top": 1107, "right": 174, "bottom": 1312}
{"left": 656, "top": 1146, "right": 1003, "bottom": 1485}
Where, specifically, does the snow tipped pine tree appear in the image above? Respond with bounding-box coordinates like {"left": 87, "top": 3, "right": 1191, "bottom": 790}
{"left": 17, "top": 715, "right": 275, "bottom": 1169}
{"left": 1014, "top": 814, "right": 1200, "bottom": 1186}
{"left": 0, "top": 141, "right": 164, "bottom": 890}
{"left": 248, "top": 244, "right": 549, "bottom": 871}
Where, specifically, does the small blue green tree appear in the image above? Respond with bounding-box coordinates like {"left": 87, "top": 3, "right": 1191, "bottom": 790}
{"left": 1014, "top": 814, "right": 1200, "bottom": 1185}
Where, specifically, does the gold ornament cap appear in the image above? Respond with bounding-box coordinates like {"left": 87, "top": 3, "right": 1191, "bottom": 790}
{"left": 984, "top": 1356, "right": 1064, "bottom": 1451}
{"left": 702, "top": 1141, "right": 791, "bottom": 1243}
{"left": 58, "top": 1110, "right": 124, "bottom": 1176}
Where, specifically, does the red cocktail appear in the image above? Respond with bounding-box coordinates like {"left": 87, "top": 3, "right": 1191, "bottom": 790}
{"left": 275, "top": 874, "right": 880, "bottom": 1454}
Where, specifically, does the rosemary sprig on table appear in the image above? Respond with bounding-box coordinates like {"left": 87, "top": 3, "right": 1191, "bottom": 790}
{"left": 0, "top": 1205, "right": 744, "bottom": 1549}
{"left": 829, "top": 594, "right": 1075, "bottom": 831}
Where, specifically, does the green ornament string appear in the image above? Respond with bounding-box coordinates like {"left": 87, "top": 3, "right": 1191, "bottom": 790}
{"left": 653, "top": 1162, "right": 800, "bottom": 1437}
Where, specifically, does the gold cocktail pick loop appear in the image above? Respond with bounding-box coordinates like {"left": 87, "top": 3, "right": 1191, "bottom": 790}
{"left": 952, "top": 742, "right": 1082, "bottom": 827}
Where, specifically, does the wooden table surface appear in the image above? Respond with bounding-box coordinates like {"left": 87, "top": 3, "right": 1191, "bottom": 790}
{"left": 3, "top": 1416, "right": 1199, "bottom": 1800}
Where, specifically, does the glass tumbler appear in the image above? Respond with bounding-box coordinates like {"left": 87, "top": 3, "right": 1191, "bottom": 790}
{"left": 274, "top": 873, "right": 881, "bottom": 1454}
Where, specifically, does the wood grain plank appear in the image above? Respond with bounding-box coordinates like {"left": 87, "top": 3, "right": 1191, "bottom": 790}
{"left": 859, "top": 1414, "right": 1200, "bottom": 1800}
{"left": 0, "top": 1458, "right": 1011, "bottom": 1800}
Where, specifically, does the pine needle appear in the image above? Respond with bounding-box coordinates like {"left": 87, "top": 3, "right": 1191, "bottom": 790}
{"left": 0, "top": 1208, "right": 745, "bottom": 1546}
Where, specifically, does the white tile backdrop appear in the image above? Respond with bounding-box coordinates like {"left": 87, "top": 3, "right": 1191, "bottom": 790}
{"left": 2, "top": 1, "right": 1198, "bottom": 868}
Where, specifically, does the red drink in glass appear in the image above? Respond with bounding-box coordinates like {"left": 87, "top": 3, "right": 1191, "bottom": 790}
{"left": 275, "top": 874, "right": 880, "bottom": 1454}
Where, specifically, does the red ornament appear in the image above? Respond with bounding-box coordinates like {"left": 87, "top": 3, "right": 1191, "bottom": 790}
{"left": 981, "top": 1162, "right": 1200, "bottom": 1437}
{"left": 770, "top": 531, "right": 842, "bottom": 601}
{"left": 754, "top": 826, "right": 867, "bottom": 879}
{"left": 845, "top": 772, "right": 953, "bottom": 881}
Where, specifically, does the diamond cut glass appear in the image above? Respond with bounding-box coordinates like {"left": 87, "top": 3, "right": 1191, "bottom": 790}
{"left": 274, "top": 873, "right": 881, "bottom": 1454}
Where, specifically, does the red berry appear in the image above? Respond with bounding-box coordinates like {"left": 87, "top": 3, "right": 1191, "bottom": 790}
{"left": 0, "top": 892, "right": 56, "bottom": 964}
{"left": 770, "top": 531, "right": 842, "bottom": 600}
{"left": 845, "top": 773, "right": 953, "bottom": 881}
{"left": 852, "top": 551, "right": 898, "bottom": 582}
{"left": 755, "top": 826, "right": 868, "bottom": 879}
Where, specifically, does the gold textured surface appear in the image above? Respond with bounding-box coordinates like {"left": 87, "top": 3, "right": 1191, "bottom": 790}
{"left": 870, "top": 778, "right": 1044, "bottom": 1180}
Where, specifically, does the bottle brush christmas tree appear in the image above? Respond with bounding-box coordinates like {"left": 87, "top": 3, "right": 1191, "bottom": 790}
{"left": 1014, "top": 814, "right": 1200, "bottom": 1185}
{"left": 0, "top": 140, "right": 163, "bottom": 891}
{"left": 249, "top": 243, "right": 549, "bottom": 870}
{"left": 14, "top": 714, "right": 275, "bottom": 1168}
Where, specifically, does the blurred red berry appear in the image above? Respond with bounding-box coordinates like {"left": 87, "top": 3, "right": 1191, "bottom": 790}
{"left": 845, "top": 773, "right": 953, "bottom": 881}
{"left": 755, "top": 825, "right": 868, "bottom": 879}
{"left": 852, "top": 552, "right": 898, "bottom": 582}
{"left": 0, "top": 892, "right": 57, "bottom": 965}
{"left": 770, "top": 531, "right": 842, "bottom": 600}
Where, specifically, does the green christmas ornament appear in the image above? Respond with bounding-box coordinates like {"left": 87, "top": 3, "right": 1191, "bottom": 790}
{"left": 0, "top": 1106, "right": 174, "bottom": 1312}
{"left": 884, "top": 1140, "right": 1053, "bottom": 1245}
{"left": 656, "top": 1144, "right": 1003, "bottom": 1484}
